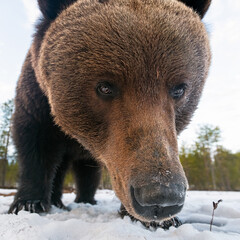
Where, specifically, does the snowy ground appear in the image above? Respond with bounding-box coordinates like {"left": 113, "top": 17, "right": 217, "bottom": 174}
{"left": 0, "top": 189, "right": 240, "bottom": 240}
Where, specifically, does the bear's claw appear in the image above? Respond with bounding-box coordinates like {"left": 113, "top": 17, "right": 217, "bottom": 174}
{"left": 52, "top": 199, "right": 70, "bottom": 211}
{"left": 8, "top": 199, "right": 50, "bottom": 214}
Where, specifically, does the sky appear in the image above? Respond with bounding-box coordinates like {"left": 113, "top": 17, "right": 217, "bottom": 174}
{"left": 0, "top": 0, "right": 240, "bottom": 152}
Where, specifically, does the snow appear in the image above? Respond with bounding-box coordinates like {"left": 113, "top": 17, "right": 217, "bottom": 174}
{"left": 0, "top": 189, "right": 240, "bottom": 240}
{"left": 0, "top": 189, "right": 17, "bottom": 194}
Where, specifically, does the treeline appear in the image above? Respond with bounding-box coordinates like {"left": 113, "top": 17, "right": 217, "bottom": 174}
{"left": 180, "top": 125, "right": 240, "bottom": 190}
{"left": 0, "top": 100, "right": 15, "bottom": 187}
{"left": 0, "top": 100, "right": 239, "bottom": 190}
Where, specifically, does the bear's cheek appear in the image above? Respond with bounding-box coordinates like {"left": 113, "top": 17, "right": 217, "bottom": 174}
{"left": 46, "top": 83, "right": 110, "bottom": 151}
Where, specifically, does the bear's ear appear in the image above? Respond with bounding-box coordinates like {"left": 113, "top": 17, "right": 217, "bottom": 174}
{"left": 177, "top": 0, "right": 212, "bottom": 18}
{"left": 37, "top": 0, "right": 78, "bottom": 20}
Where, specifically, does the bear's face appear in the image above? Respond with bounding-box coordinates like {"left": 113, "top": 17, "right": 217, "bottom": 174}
{"left": 33, "top": 0, "right": 211, "bottom": 222}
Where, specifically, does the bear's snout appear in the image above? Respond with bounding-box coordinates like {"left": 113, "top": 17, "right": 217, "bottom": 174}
{"left": 104, "top": 117, "right": 188, "bottom": 222}
{"left": 130, "top": 181, "right": 186, "bottom": 221}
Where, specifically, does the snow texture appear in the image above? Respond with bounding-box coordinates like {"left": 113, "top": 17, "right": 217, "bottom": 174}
{"left": 0, "top": 189, "right": 240, "bottom": 240}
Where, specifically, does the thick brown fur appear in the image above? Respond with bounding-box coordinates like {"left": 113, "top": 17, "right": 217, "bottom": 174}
{"left": 9, "top": 0, "right": 211, "bottom": 223}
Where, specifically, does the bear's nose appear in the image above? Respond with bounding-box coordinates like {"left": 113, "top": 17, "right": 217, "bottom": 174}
{"left": 130, "top": 182, "right": 186, "bottom": 221}
{"left": 133, "top": 182, "right": 186, "bottom": 206}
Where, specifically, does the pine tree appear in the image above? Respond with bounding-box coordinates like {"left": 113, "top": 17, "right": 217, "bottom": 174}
{"left": 196, "top": 125, "right": 221, "bottom": 190}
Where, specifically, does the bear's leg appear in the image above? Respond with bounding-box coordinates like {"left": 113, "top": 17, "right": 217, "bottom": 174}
{"left": 73, "top": 157, "right": 101, "bottom": 205}
{"left": 8, "top": 111, "right": 66, "bottom": 214}
{"left": 51, "top": 155, "right": 70, "bottom": 210}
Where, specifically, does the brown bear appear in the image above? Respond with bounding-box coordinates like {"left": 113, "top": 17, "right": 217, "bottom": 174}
{"left": 9, "top": 0, "right": 211, "bottom": 225}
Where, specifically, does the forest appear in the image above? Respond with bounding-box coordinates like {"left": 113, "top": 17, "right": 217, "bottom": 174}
{"left": 0, "top": 99, "right": 239, "bottom": 190}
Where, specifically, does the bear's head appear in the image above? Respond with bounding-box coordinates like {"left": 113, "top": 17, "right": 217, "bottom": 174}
{"left": 31, "top": 0, "right": 211, "bottom": 222}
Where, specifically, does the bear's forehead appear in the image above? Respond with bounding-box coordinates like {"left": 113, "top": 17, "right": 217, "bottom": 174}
{"left": 41, "top": 0, "right": 209, "bottom": 89}
{"left": 50, "top": 0, "right": 204, "bottom": 48}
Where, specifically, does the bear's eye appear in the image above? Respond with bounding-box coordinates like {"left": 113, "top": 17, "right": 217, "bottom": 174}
{"left": 170, "top": 83, "right": 187, "bottom": 100}
{"left": 96, "top": 82, "right": 117, "bottom": 100}
{"left": 97, "top": 83, "right": 112, "bottom": 95}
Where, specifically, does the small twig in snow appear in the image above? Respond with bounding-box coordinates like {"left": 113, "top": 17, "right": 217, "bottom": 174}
{"left": 210, "top": 199, "right": 222, "bottom": 231}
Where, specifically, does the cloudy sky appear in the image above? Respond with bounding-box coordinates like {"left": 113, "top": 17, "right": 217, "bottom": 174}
{"left": 0, "top": 0, "right": 240, "bottom": 152}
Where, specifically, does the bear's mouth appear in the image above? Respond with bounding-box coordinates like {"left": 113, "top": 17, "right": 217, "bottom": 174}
{"left": 130, "top": 186, "right": 184, "bottom": 222}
